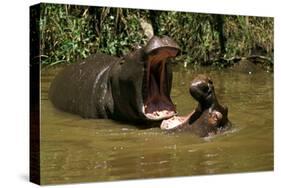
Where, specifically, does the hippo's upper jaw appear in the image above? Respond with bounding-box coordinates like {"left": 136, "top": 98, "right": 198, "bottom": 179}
{"left": 189, "top": 74, "right": 217, "bottom": 109}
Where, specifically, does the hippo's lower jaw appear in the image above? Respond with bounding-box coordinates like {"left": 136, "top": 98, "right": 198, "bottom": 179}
{"left": 143, "top": 91, "right": 177, "bottom": 121}
{"left": 142, "top": 48, "right": 178, "bottom": 121}
{"left": 142, "top": 104, "right": 177, "bottom": 121}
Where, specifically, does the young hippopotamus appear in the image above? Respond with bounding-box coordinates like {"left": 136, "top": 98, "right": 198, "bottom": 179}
{"left": 161, "top": 75, "right": 231, "bottom": 137}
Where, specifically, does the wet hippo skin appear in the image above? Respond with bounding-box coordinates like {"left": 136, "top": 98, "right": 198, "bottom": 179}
{"left": 161, "top": 75, "right": 231, "bottom": 137}
{"left": 49, "top": 36, "right": 181, "bottom": 123}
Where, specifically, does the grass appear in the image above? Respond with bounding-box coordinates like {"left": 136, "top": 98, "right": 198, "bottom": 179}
{"left": 39, "top": 4, "right": 274, "bottom": 68}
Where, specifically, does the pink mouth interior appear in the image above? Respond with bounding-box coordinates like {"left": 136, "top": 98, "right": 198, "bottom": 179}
{"left": 143, "top": 49, "right": 178, "bottom": 121}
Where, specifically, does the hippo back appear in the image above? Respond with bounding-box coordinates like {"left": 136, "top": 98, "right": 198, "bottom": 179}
{"left": 48, "top": 54, "right": 119, "bottom": 118}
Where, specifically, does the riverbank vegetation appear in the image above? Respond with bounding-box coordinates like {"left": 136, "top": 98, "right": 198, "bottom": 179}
{"left": 39, "top": 4, "right": 273, "bottom": 70}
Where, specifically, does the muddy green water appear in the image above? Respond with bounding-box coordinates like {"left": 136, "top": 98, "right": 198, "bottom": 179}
{"left": 40, "top": 64, "right": 273, "bottom": 185}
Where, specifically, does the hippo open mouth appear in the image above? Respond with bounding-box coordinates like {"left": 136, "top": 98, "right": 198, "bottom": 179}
{"left": 143, "top": 47, "right": 179, "bottom": 121}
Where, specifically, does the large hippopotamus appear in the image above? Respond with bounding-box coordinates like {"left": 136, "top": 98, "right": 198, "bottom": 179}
{"left": 161, "top": 75, "right": 231, "bottom": 137}
{"left": 49, "top": 36, "right": 181, "bottom": 122}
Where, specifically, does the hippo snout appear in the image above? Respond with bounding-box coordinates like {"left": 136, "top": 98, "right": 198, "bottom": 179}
{"left": 189, "top": 75, "right": 214, "bottom": 102}
{"left": 189, "top": 81, "right": 210, "bottom": 101}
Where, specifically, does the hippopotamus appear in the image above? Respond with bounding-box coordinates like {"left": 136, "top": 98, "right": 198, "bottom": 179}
{"left": 49, "top": 36, "right": 181, "bottom": 123}
{"left": 160, "top": 75, "right": 231, "bottom": 137}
